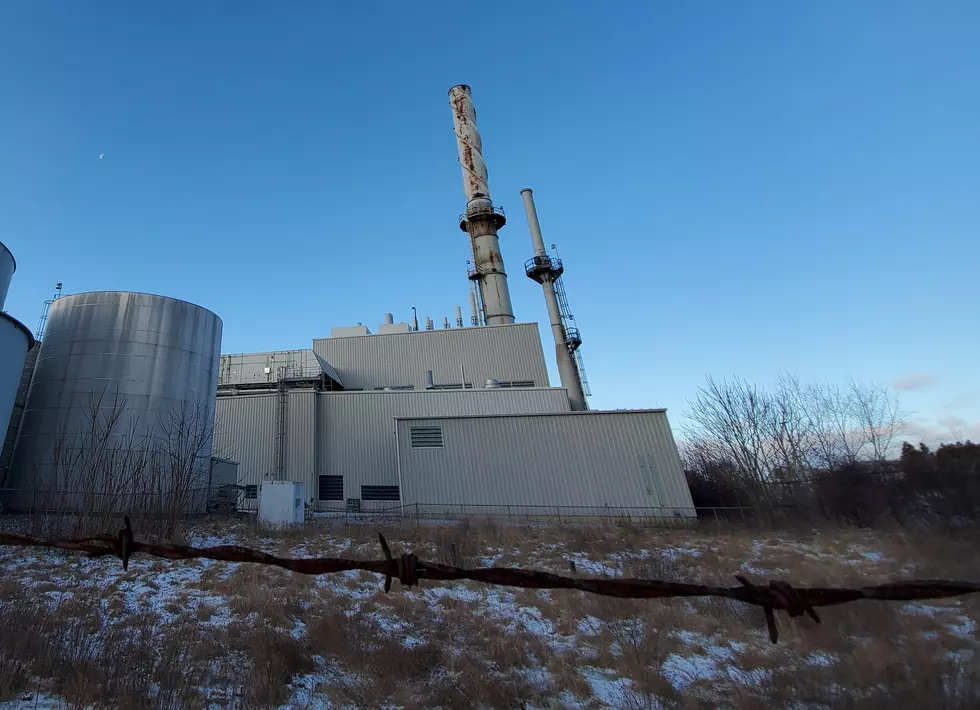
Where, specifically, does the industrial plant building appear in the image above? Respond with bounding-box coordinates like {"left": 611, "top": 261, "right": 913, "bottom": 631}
{"left": 0, "top": 84, "right": 696, "bottom": 520}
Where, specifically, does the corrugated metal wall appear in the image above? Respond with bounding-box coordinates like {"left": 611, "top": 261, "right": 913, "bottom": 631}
{"left": 213, "top": 394, "right": 277, "bottom": 481}
{"left": 395, "top": 411, "right": 696, "bottom": 518}
{"left": 214, "top": 386, "right": 571, "bottom": 509}
{"left": 286, "top": 390, "right": 315, "bottom": 483}
{"left": 312, "top": 323, "right": 549, "bottom": 391}
{"left": 318, "top": 388, "right": 570, "bottom": 507}
{"left": 0, "top": 343, "right": 39, "bottom": 485}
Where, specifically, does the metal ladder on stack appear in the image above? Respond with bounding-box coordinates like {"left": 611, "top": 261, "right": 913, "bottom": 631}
{"left": 552, "top": 267, "right": 592, "bottom": 398}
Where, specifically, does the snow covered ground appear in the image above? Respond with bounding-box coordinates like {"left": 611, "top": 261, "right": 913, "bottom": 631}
{"left": 0, "top": 519, "right": 978, "bottom": 708}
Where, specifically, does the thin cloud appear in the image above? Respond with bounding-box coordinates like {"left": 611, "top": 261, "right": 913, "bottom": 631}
{"left": 945, "top": 390, "right": 980, "bottom": 411}
{"left": 890, "top": 372, "right": 938, "bottom": 392}
{"left": 903, "top": 418, "right": 980, "bottom": 447}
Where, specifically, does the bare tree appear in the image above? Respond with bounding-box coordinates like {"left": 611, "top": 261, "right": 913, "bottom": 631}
{"left": 846, "top": 377, "right": 904, "bottom": 462}
{"left": 765, "top": 373, "right": 820, "bottom": 482}
{"left": 151, "top": 399, "right": 217, "bottom": 536}
{"left": 16, "top": 385, "right": 217, "bottom": 540}
{"left": 682, "top": 376, "right": 781, "bottom": 516}
{"left": 682, "top": 373, "right": 906, "bottom": 523}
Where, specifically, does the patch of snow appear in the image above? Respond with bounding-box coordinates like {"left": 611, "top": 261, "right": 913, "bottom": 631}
{"left": 658, "top": 547, "right": 703, "bottom": 560}
{"left": 316, "top": 569, "right": 380, "bottom": 600}
{"left": 948, "top": 617, "right": 976, "bottom": 639}
{"left": 0, "top": 693, "right": 77, "bottom": 710}
{"left": 661, "top": 642, "right": 741, "bottom": 692}
{"left": 945, "top": 648, "right": 975, "bottom": 663}
{"left": 565, "top": 552, "right": 619, "bottom": 577}
{"left": 553, "top": 690, "right": 589, "bottom": 710}
{"left": 725, "top": 666, "right": 771, "bottom": 686}
{"left": 277, "top": 656, "right": 350, "bottom": 710}
{"left": 902, "top": 602, "right": 958, "bottom": 618}
{"left": 519, "top": 665, "right": 552, "bottom": 690}
{"left": 581, "top": 668, "right": 634, "bottom": 708}
{"left": 577, "top": 616, "right": 603, "bottom": 636}
{"left": 806, "top": 652, "right": 836, "bottom": 667}
{"left": 515, "top": 605, "right": 553, "bottom": 636}
{"left": 420, "top": 584, "right": 483, "bottom": 607}
{"left": 675, "top": 629, "right": 705, "bottom": 646}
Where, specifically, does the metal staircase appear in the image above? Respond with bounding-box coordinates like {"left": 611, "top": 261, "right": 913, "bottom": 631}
{"left": 551, "top": 258, "right": 592, "bottom": 399}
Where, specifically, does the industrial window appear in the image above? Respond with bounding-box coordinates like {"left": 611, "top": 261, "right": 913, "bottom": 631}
{"left": 361, "top": 485, "right": 400, "bottom": 501}
{"left": 410, "top": 426, "right": 443, "bottom": 448}
{"left": 318, "top": 475, "right": 344, "bottom": 501}
{"left": 244, "top": 485, "right": 258, "bottom": 500}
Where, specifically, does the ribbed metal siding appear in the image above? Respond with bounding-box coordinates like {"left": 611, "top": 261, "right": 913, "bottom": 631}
{"left": 0, "top": 241, "right": 15, "bottom": 311}
{"left": 285, "top": 390, "right": 315, "bottom": 493}
{"left": 0, "top": 343, "right": 39, "bottom": 485}
{"left": 213, "top": 394, "right": 277, "bottom": 483}
{"left": 396, "top": 411, "right": 696, "bottom": 516}
{"left": 312, "top": 323, "right": 549, "bottom": 391}
{"left": 317, "top": 388, "right": 570, "bottom": 501}
{"left": 0, "top": 316, "right": 32, "bottom": 483}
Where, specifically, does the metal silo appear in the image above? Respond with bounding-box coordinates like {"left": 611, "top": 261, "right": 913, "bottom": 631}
{"left": 0, "top": 241, "right": 35, "bottom": 487}
{"left": 0, "top": 240, "right": 15, "bottom": 310}
{"left": 6, "top": 292, "right": 223, "bottom": 514}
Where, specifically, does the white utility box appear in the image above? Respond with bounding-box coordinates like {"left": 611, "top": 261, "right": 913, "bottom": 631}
{"left": 258, "top": 481, "right": 305, "bottom": 525}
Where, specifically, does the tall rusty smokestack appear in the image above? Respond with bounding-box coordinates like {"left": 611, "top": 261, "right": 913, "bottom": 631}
{"left": 449, "top": 85, "right": 515, "bottom": 326}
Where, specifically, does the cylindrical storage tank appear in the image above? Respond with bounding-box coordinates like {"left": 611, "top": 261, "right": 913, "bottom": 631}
{"left": 0, "top": 241, "right": 16, "bottom": 310}
{"left": 6, "top": 292, "right": 223, "bottom": 515}
{"left": 0, "top": 313, "right": 36, "bottom": 478}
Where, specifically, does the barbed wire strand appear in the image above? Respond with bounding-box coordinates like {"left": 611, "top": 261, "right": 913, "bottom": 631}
{"left": 1, "top": 516, "right": 977, "bottom": 643}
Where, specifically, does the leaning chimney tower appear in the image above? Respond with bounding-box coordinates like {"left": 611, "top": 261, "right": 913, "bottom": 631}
{"left": 448, "top": 85, "right": 515, "bottom": 326}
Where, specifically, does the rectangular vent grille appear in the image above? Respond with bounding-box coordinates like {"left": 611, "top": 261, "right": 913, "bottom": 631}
{"left": 318, "top": 475, "right": 343, "bottom": 501}
{"left": 361, "top": 485, "right": 400, "bottom": 501}
{"left": 410, "top": 426, "right": 443, "bottom": 448}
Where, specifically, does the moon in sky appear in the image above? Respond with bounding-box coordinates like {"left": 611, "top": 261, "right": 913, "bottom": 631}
{"left": 99, "top": 154, "right": 104, "bottom": 159}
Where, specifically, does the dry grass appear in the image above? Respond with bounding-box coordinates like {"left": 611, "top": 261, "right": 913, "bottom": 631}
{"left": 0, "top": 516, "right": 979, "bottom": 708}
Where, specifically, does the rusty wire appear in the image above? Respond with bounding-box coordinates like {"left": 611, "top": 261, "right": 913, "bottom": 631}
{"left": 1, "top": 516, "right": 978, "bottom": 643}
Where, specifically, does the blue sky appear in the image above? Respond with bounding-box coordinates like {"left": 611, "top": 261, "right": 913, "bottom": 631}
{"left": 1, "top": 1, "right": 977, "bottom": 444}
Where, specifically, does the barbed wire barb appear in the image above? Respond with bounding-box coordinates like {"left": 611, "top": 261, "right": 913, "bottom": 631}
{"left": 1, "top": 518, "right": 979, "bottom": 644}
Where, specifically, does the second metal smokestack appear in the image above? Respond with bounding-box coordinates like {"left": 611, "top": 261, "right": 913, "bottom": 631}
{"left": 521, "top": 188, "right": 588, "bottom": 411}
{"left": 449, "top": 84, "right": 515, "bottom": 327}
